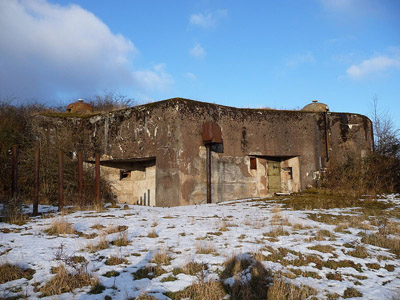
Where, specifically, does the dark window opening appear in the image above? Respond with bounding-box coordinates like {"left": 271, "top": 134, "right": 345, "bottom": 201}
{"left": 250, "top": 157, "right": 257, "bottom": 170}
{"left": 282, "top": 167, "right": 293, "bottom": 179}
{"left": 120, "top": 170, "right": 131, "bottom": 180}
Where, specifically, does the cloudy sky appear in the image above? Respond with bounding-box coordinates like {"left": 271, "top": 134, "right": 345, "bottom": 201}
{"left": 0, "top": 0, "right": 399, "bottom": 125}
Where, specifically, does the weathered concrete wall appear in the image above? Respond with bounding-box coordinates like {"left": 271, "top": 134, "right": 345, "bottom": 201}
{"left": 32, "top": 98, "right": 373, "bottom": 207}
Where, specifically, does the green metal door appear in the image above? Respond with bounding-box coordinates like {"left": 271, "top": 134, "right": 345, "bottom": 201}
{"left": 267, "top": 160, "right": 281, "bottom": 194}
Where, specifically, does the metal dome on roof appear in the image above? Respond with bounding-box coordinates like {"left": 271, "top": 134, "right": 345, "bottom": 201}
{"left": 301, "top": 100, "right": 329, "bottom": 112}
{"left": 66, "top": 99, "right": 94, "bottom": 114}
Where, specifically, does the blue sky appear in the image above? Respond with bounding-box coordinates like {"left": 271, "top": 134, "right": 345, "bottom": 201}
{"left": 0, "top": 0, "right": 399, "bottom": 126}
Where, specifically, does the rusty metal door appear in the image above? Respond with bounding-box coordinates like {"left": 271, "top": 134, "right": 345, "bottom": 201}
{"left": 267, "top": 159, "right": 281, "bottom": 194}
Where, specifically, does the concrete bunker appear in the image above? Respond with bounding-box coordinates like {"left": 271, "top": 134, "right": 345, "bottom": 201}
{"left": 34, "top": 97, "right": 374, "bottom": 206}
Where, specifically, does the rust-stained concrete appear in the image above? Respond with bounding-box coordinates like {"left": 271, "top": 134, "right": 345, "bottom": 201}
{"left": 32, "top": 98, "right": 374, "bottom": 206}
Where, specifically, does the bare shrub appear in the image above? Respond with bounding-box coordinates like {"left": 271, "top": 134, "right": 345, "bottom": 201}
{"left": 86, "top": 91, "right": 135, "bottom": 112}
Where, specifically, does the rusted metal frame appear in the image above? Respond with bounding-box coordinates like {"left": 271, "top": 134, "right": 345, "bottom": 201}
{"left": 95, "top": 153, "right": 101, "bottom": 205}
{"left": 78, "top": 152, "right": 83, "bottom": 207}
{"left": 33, "top": 146, "right": 40, "bottom": 215}
{"left": 206, "top": 144, "right": 212, "bottom": 204}
{"left": 58, "top": 150, "right": 63, "bottom": 212}
{"left": 11, "top": 145, "right": 18, "bottom": 199}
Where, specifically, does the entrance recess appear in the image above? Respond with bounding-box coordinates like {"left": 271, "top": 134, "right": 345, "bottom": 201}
{"left": 267, "top": 158, "right": 281, "bottom": 194}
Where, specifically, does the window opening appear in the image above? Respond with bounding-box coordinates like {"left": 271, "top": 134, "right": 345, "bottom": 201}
{"left": 250, "top": 157, "right": 257, "bottom": 170}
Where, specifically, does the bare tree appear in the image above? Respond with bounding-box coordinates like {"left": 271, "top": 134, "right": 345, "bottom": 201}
{"left": 370, "top": 95, "right": 400, "bottom": 158}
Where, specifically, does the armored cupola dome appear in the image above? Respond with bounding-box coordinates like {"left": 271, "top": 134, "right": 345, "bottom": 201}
{"left": 66, "top": 99, "right": 94, "bottom": 114}
{"left": 301, "top": 99, "right": 329, "bottom": 112}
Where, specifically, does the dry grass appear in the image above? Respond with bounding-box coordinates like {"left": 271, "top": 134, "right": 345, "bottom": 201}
{"left": 278, "top": 189, "right": 394, "bottom": 211}
{"left": 221, "top": 254, "right": 272, "bottom": 300}
{"left": 195, "top": 242, "right": 217, "bottom": 254}
{"left": 0, "top": 263, "right": 35, "bottom": 284}
{"left": 90, "top": 223, "right": 105, "bottom": 230}
{"left": 106, "top": 224, "right": 128, "bottom": 234}
{"left": 343, "top": 287, "right": 363, "bottom": 298}
{"left": 111, "top": 231, "right": 129, "bottom": 247}
{"left": 87, "top": 232, "right": 109, "bottom": 252}
{"left": 2, "top": 208, "right": 28, "bottom": 226}
{"left": 151, "top": 249, "right": 171, "bottom": 265}
{"left": 134, "top": 294, "right": 158, "bottom": 300}
{"left": 40, "top": 264, "right": 96, "bottom": 296}
{"left": 263, "top": 227, "right": 290, "bottom": 237}
{"left": 172, "top": 261, "right": 208, "bottom": 276}
{"left": 44, "top": 217, "right": 76, "bottom": 236}
{"left": 147, "top": 229, "right": 158, "bottom": 238}
{"left": 361, "top": 232, "right": 400, "bottom": 257}
{"left": 132, "top": 265, "right": 167, "bottom": 279}
{"left": 308, "top": 244, "right": 335, "bottom": 253}
{"left": 165, "top": 280, "right": 226, "bottom": 300}
{"left": 267, "top": 273, "right": 317, "bottom": 300}
{"left": 347, "top": 245, "right": 369, "bottom": 258}
{"left": 105, "top": 255, "right": 128, "bottom": 265}
{"left": 292, "top": 223, "right": 312, "bottom": 230}
{"left": 219, "top": 221, "right": 228, "bottom": 232}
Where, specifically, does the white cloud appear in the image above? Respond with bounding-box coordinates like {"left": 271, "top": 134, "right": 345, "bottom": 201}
{"left": 0, "top": 0, "right": 172, "bottom": 100}
{"left": 285, "top": 52, "right": 315, "bottom": 67}
{"left": 189, "top": 43, "right": 206, "bottom": 59}
{"left": 133, "top": 64, "right": 173, "bottom": 91}
{"left": 189, "top": 9, "right": 227, "bottom": 29}
{"left": 346, "top": 55, "right": 400, "bottom": 79}
{"left": 184, "top": 72, "right": 197, "bottom": 80}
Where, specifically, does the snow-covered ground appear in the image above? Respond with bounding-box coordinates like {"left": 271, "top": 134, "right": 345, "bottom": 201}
{"left": 1, "top": 196, "right": 400, "bottom": 299}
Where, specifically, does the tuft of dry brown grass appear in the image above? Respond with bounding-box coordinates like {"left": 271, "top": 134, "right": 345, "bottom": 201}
{"left": 111, "top": 231, "right": 129, "bottom": 247}
{"left": 133, "top": 294, "right": 158, "bottom": 300}
{"left": 219, "top": 220, "right": 228, "bottom": 232}
{"left": 172, "top": 261, "right": 208, "bottom": 276}
{"left": 44, "top": 217, "right": 76, "bottom": 236}
{"left": 0, "top": 263, "right": 35, "bottom": 284}
{"left": 263, "top": 227, "right": 290, "bottom": 238}
{"left": 147, "top": 229, "right": 158, "bottom": 238}
{"left": 166, "top": 280, "right": 226, "bottom": 300}
{"left": 343, "top": 287, "right": 363, "bottom": 298}
{"left": 308, "top": 244, "right": 335, "bottom": 253}
{"left": 361, "top": 232, "right": 400, "bottom": 257}
{"left": 106, "top": 224, "right": 128, "bottom": 234}
{"left": 347, "top": 245, "right": 369, "bottom": 258}
{"left": 267, "top": 273, "right": 317, "bottom": 300}
{"left": 195, "top": 242, "right": 217, "bottom": 254}
{"left": 105, "top": 255, "right": 128, "bottom": 266}
{"left": 40, "top": 264, "right": 96, "bottom": 296}
{"left": 87, "top": 232, "right": 109, "bottom": 252}
{"left": 151, "top": 249, "right": 171, "bottom": 265}
{"left": 222, "top": 255, "right": 272, "bottom": 300}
